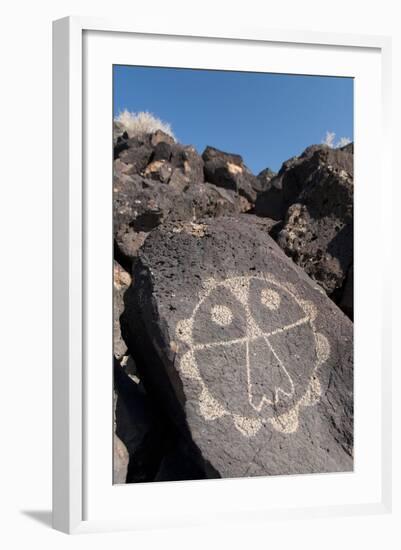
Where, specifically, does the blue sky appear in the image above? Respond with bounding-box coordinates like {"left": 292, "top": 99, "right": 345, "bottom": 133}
{"left": 113, "top": 66, "right": 353, "bottom": 174}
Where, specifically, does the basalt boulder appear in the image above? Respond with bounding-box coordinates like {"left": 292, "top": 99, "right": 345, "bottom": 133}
{"left": 143, "top": 143, "right": 204, "bottom": 187}
{"left": 255, "top": 143, "right": 353, "bottom": 221}
{"left": 115, "top": 134, "right": 154, "bottom": 171}
{"left": 113, "top": 261, "right": 131, "bottom": 359}
{"left": 202, "top": 146, "right": 258, "bottom": 203}
{"left": 253, "top": 167, "right": 276, "bottom": 193}
{"left": 114, "top": 130, "right": 204, "bottom": 187}
{"left": 254, "top": 144, "right": 353, "bottom": 296}
{"left": 121, "top": 215, "right": 353, "bottom": 478}
{"left": 253, "top": 177, "right": 283, "bottom": 220}
{"left": 113, "top": 172, "right": 248, "bottom": 269}
{"left": 275, "top": 150, "right": 353, "bottom": 296}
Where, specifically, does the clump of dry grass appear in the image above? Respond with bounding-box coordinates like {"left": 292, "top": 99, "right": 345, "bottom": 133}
{"left": 114, "top": 110, "right": 176, "bottom": 140}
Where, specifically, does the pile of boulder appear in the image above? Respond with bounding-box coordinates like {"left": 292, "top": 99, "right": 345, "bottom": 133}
{"left": 256, "top": 143, "right": 354, "bottom": 309}
{"left": 113, "top": 128, "right": 354, "bottom": 483}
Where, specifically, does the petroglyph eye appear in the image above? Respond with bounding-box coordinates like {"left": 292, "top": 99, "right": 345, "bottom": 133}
{"left": 191, "top": 285, "right": 247, "bottom": 346}
{"left": 211, "top": 305, "right": 233, "bottom": 326}
{"left": 249, "top": 279, "right": 305, "bottom": 335}
{"left": 261, "top": 288, "right": 281, "bottom": 310}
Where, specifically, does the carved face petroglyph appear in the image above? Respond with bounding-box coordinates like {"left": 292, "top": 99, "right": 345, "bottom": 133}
{"left": 176, "top": 274, "right": 330, "bottom": 437}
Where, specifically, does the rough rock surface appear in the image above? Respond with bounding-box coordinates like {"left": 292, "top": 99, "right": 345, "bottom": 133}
{"left": 113, "top": 262, "right": 131, "bottom": 359}
{"left": 276, "top": 151, "right": 353, "bottom": 295}
{"left": 113, "top": 390, "right": 129, "bottom": 484}
{"left": 121, "top": 216, "right": 353, "bottom": 478}
{"left": 253, "top": 167, "right": 276, "bottom": 193}
{"left": 114, "top": 130, "right": 204, "bottom": 186}
{"left": 113, "top": 171, "right": 247, "bottom": 269}
{"left": 253, "top": 178, "right": 283, "bottom": 220}
{"left": 114, "top": 356, "right": 215, "bottom": 483}
{"left": 254, "top": 144, "right": 353, "bottom": 298}
{"left": 255, "top": 144, "right": 353, "bottom": 221}
{"left": 339, "top": 264, "right": 353, "bottom": 320}
{"left": 202, "top": 146, "right": 258, "bottom": 203}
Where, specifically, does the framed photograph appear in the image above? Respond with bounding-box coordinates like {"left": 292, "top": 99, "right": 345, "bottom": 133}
{"left": 52, "top": 16, "right": 392, "bottom": 534}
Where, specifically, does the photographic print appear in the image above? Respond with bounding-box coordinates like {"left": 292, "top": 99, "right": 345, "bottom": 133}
{"left": 113, "top": 66, "right": 353, "bottom": 484}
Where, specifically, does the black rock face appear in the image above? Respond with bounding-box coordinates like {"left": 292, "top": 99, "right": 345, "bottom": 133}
{"left": 339, "top": 264, "right": 354, "bottom": 320}
{"left": 256, "top": 144, "right": 353, "bottom": 301}
{"left": 114, "top": 358, "right": 168, "bottom": 483}
{"left": 113, "top": 262, "right": 131, "bottom": 360}
{"left": 276, "top": 153, "right": 353, "bottom": 296}
{"left": 114, "top": 130, "right": 204, "bottom": 187}
{"left": 253, "top": 167, "right": 276, "bottom": 193}
{"left": 117, "top": 135, "right": 154, "bottom": 172}
{"left": 113, "top": 135, "right": 252, "bottom": 271}
{"left": 255, "top": 144, "right": 353, "bottom": 219}
{"left": 121, "top": 216, "right": 353, "bottom": 478}
{"left": 202, "top": 146, "right": 258, "bottom": 203}
{"left": 113, "top": 171, "right": 245, "bottom": 269}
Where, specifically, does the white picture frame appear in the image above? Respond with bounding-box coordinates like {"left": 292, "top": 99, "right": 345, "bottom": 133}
{"left": 52, "top": 16, "right": 392, "bottom": 534}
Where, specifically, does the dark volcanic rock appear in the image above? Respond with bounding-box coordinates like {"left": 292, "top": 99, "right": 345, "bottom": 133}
{"left": 276, "top": 154, "right": 353, "bottom": 296}
{"left": 114, "top": 133, "right": 130, "bottom": 159}
{"left": 254, "top": 144, "right": 353, "bottom": 296}
{"left": 113, "top": 172, "right": 247, "bottom": 268}
{"left": 153, "top": 439, "right": 208, "bottom": 482}
{"left": 255, "top": 144, "right": 353, "bottom": 221}
{"left": 202, "top": 146, "right": 258, "bottom": 203}
{"left": 253, "top": 167, "right": 276, "bottom": 193}
{"left": 339, "top": 264, "right": 353, "bottom": 320}
{"left": 121, "top": 216, "right": 353, "bottom": 478}
{"left": 170, "top": 144, "right": 205, "bottom": 186}
{"left": 150, "top": 129, "right": 175, "bottom": 147}
{"left": 114, "top": 358, "right": 171, "bottom": 483}
{"left": 113, "top": 261, "right": 131, "bottom": 359}
{"left": 144, "top": 142, "right": 204, "bottom": 187}
{"left": 117, "top": 135, "right": 154, "bottom": 172}
{"left": 254, "top": 177, "right": 283, "bottom": 220}
{"left": 113, "top": 389, "right": 129, "bottom": 484}
{"left": 114, "top": 130, "right": 204, "bottom": 187}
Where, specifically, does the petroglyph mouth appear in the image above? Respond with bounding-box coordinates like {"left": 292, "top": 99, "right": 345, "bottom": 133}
{"left": 176, "top": 273, "right": 330, "bottom": 437}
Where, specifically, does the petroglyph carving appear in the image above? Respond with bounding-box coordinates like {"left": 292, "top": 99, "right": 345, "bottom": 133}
{"left": 211, "top": 304, "right": 233, "bottom": 326}
{"left": 176, "top": 274, "right": 330, "bottom": 437}
{"left": 261, "top": 288, "right": 281, "bottom": 310}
